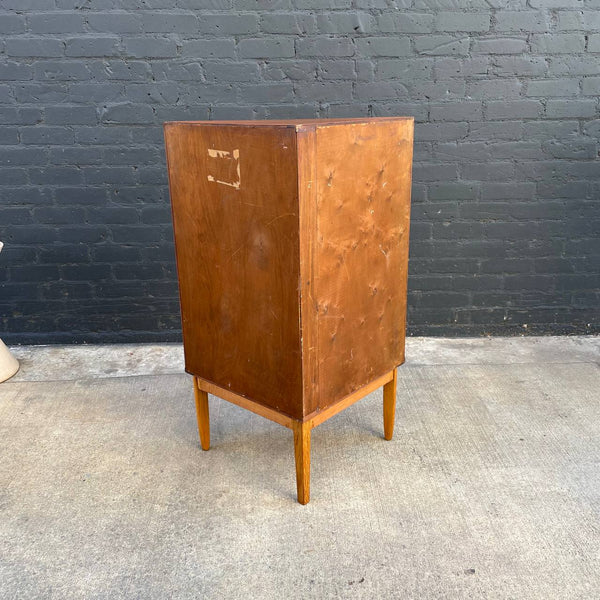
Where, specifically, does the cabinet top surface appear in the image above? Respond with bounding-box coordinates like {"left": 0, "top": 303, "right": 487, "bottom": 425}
{"left": 164, "top": 116, "right": 413, "bottom": 130}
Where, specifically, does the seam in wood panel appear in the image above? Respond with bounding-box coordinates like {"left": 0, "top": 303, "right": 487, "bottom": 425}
{"left": 311, "top": 126, "right": 319, "bottom": 417}
{"left": 297, "top": 126, "right": 319, "bottom": 417}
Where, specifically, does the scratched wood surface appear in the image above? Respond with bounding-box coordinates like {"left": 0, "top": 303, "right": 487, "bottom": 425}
{"left": 306, "top": 119, "right": 413, "bottom": 412}
{"left": 164, "top": 122, "right": 304, "bottom": 418}
{"left": 165, "top": 118, "right": 413, "bottom": 421}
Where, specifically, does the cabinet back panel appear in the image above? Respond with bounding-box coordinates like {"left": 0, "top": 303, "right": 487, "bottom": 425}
{"left": 165, "top": 123, "right": 303, "bottom": 418}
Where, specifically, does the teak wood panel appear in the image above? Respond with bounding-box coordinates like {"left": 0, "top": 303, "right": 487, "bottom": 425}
{"left": 300, "top": 120, "right": 413, "bottom": 413}
{"left": 164, "top": 123, "right": 304, "bottom": 418}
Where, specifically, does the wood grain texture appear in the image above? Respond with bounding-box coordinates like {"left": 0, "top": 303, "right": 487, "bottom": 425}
{"left": 166, "top": 118, "right": 413, "bottom": 423}
{"left": 293, "top": 420, "right": 311, "bottom": 505}
{"left": 193, "top": 377, "right": 210, "bottom": 450}
{"left": 310, "top": 120, "right": 413, "bottom": 411}
{"left": 383, "top": 367, "right": 397, "bottom": 441}
{"left": 165, "top": 123, "right": 303, "bottom": 419}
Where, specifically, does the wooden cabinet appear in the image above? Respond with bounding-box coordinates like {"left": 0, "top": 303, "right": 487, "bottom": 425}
{"left": 164, "top": 117, "right": 413, "bottom": 504}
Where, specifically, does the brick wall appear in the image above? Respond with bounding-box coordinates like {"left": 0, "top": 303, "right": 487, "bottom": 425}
{"left": 1, "top": 0, "right": 599, "bottom": 343}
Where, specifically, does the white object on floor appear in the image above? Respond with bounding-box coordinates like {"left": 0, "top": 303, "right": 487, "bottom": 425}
{"left": 0, "top": 339, "right": 19, "bottom": 383}
{"left": 0, "top": 241, "right": 19, "bottom": 382}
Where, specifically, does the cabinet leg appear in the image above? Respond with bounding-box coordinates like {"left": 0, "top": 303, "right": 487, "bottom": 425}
{"left": 383, "top": 368, "right": 397, "bottom": 441}
{"left": 293, "top": 421, "right": 311, "bottom": 505}
{"left": 194, "top": 377, "right": 210, "bottom": 451}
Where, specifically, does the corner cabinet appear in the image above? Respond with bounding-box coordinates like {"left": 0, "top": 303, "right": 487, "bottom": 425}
{"left": 164, "top": 117, "right": 413, "bottom": 504}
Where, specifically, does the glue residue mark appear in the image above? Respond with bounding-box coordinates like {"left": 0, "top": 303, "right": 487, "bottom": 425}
{"left": 207, "top": 148, "right": 241, "bottom": 190}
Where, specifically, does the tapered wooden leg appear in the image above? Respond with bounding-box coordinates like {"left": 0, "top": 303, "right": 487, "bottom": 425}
{"left": 293, "top": 421, "right": 311, "bottom": 505}
{"left": 383, "top": 368, "right": 398, "bottom": 441}
{"left": 194, "top": 377, "right": 210, "bottom": 451}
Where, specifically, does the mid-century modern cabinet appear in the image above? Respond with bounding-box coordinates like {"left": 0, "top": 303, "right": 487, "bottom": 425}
{"left": 164, "top": 117, "right": 413, "bottom": 504}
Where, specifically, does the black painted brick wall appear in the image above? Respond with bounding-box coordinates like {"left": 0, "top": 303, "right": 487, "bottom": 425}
{"left": 1, "top": 0, "right": 599, "bottom": 343}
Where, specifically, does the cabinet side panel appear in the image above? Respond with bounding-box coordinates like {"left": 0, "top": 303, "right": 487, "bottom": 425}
{"left": 313, "top": 120, "right": 413, "bottom": 411}
{"left": 164, "top": 123, "right": 303, "bottom": 418}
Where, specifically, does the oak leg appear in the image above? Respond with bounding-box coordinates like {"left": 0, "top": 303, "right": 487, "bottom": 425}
{"left": 383, "top": 368, "right": 398, "bottom": 441}
{"left": 293, "top": 421, "right": 311, "bottom": 505}
{"left": 194, "top": 377, "right": 210, "bottom": 451}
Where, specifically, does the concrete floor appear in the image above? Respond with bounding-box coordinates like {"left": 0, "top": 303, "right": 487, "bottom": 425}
{"left": 0, "top": 337, "right": 598, "bottom": 599}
